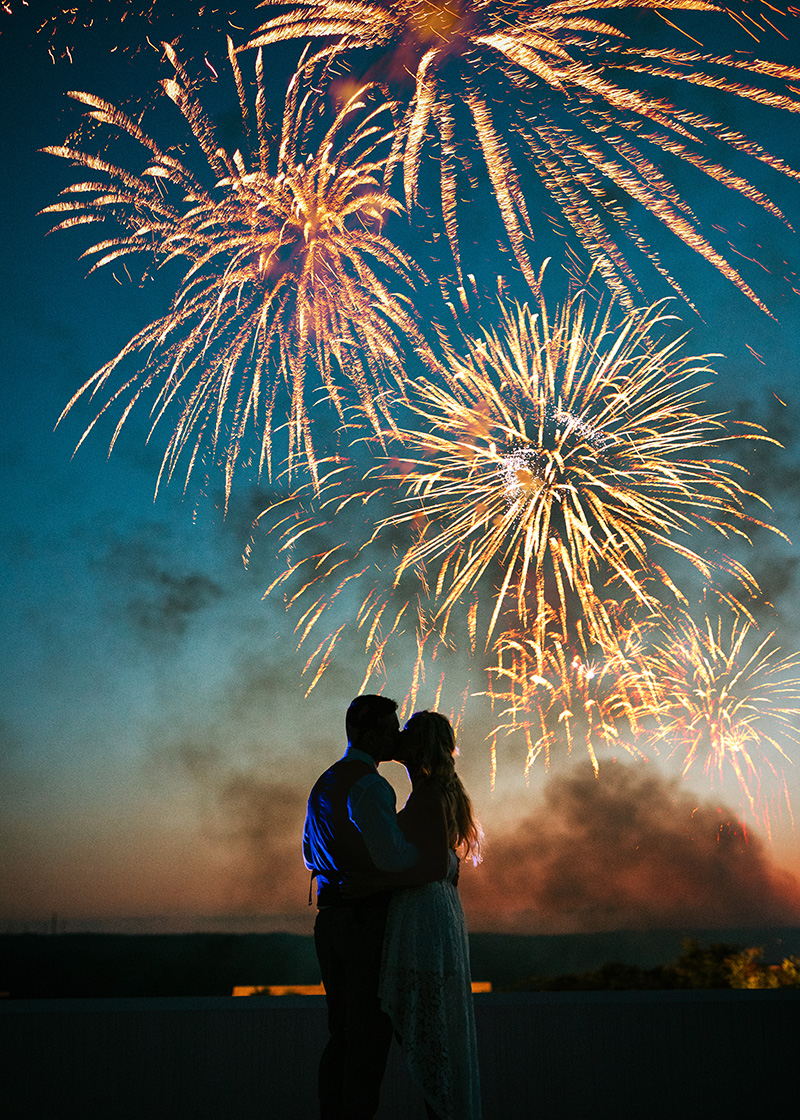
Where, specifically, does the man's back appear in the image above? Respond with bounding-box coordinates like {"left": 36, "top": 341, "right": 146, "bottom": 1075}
{"left": 306, "top": 694, "right": 406, "bottom": 1120}
{"left": 305, "top": 756, "right": 380, "bottom": 906}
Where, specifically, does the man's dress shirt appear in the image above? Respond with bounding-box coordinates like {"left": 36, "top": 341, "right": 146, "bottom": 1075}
{"left": 304, "top": 748, "right": 419, "bottom": 904}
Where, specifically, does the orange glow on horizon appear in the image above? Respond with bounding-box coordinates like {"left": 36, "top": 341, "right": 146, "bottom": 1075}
{"left": 232, "top": 981, "right": 492, "bottom": 995}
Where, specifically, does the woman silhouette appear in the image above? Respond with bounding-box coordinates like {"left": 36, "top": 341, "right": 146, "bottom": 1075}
{"left": 368, "top": 710, "right": 483, "bottom": 1120}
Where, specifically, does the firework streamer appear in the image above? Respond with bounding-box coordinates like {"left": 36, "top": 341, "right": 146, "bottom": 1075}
{"left": 485, "top": 604, "right": 657, "bottom": 783}
{"left": 245, "top": 0, "right": 800, "bottom": 310}
{"left": 42, "top": 41, "right": 436, "bottom": 501}
{"left": 642, "top": 607, "right": 800, "bottom": 829}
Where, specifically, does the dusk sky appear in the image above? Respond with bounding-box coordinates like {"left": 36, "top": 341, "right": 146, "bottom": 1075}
{"left": 3, "top": 2, "right": 800, "bottom": 937}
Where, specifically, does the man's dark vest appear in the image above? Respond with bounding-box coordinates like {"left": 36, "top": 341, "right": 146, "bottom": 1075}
{"left": 307, "top": 757, "right": 389, "bottom": 908}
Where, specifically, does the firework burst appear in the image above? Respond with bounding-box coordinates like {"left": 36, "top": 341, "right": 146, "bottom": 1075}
{"left": 255, "top": 296, "right": 778, "bottom": 706}
{"left": 255, "top": 458, "right": 470, "bottom": 706}
{"left": 644, "top": 609, "right": 800, "bottom": 825}
{"left": 370, "top": 296, "right": 777, "bottom": 654}
{"left": 245, "top": 0, "right": 800, "bottom": 310}
{"left": 42, "top": 41, "right": 434, "bottom": 500}
{"left": 485, "top": 610, "right": 656, "bottom": 783}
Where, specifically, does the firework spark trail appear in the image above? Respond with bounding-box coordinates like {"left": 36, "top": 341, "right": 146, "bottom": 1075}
{"left": 371, "top": 296, "right": 779, "bottom": 659}
{"left": 42, "top": 41, "right": 436, "bottom": 501}
{"left": 485, "top": 608, "right": 656, "bottom": 781}
{"left": 245, "top": 0, "right": 800, "bottom": 310}
{"left": 1, "top": 2, "right": 254, "bottom": 63}
{"left": 642, "top": 608, "right": 800, "bottom": 828}
{"left": 256, "top": 296, "right": 780, "bottom": 719}
{"left": 251, "top": 447, "right": 487, "bottom": 718}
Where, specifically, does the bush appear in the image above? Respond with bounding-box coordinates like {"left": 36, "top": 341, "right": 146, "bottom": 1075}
{"left": 504, "top": 938, "right": 800, "bottom": 992}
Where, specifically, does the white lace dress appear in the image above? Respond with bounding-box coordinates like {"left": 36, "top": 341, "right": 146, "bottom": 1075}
{"left": 379, "top": 857, "right": 481, "bottom": 1119}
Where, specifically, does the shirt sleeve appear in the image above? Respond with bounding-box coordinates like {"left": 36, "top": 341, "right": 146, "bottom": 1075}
{"left": 302, "top": 811, "right": 314, "bottom": 871}
{"left": 348, "top": 772, "right": 420, "bottom": 872}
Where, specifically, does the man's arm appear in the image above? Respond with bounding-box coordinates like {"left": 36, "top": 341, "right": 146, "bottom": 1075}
{"left": 302, "top": 811, "right": 314, "bottom": 871}
{"left": 362, "top": 783, "right": 451, "bottom": 887}
{"left": 348, "top": 772, "right": 419, "bottom": 872}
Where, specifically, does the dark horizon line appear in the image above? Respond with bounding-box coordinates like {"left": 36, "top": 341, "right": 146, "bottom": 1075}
{"left": 5, "top": 915, "right": 800, "bottom": 937}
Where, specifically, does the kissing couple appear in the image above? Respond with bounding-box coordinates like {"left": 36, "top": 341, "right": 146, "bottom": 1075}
{"left": 304, "top": 693, "right": 482, "bottom": 1120}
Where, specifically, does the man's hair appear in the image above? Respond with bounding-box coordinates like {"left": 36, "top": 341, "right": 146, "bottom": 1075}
{"left": 346, "top": 694, "right": 398, "bottom": 748}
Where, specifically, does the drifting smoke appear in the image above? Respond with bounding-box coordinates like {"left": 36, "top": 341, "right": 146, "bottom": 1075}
{"left": 217, "top": 773, "right": 311, "bottom": 912}
{"left": 98, "top": 534, "right": 223, "bottom": 641}
{"left": 187, "top": 754, "right": 800, "bottom": 930}
{"left": 725, "top": 392, "right": 800, "bottom": 619}
{"left": 460, "top": 763, "right": 800, "bottom": 934}
{"left": 174, "top": 742, "right": 311, "bottom": 914}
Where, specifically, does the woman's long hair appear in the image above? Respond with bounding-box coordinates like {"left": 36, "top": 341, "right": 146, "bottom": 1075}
{"left": 405, "top": 710, "right": 482, "bottom": 864}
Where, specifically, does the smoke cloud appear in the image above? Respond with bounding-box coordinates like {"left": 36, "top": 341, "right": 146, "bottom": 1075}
{"left": 97, "top": 532, "right": 223, "bottom": 641}
{"left": 168, "top": 741, "right": 311, "bottom": 914}
{"left": 216, "top": 773, "right": 311, "bottom": 911}
{"left": 460, "top": 763, "right": 800, "bottom": 933}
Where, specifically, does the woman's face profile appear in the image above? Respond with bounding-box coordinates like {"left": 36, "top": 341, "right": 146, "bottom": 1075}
{"left": 400, "top": 717, "right": 424, "bottom": 767}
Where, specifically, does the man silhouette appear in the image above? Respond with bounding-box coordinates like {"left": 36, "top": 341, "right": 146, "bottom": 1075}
{"left": 304, "top": 694, "right": 418, "bottom": 1120}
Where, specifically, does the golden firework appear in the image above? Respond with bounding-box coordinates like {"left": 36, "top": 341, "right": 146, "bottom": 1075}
{"left": 644, "top": 609, "right": 800, "bottom": 824}
{"left": 371, "top": 296, "right": 777, "bottom": 654}
{"left": 245, "top": 0, "right": 800, "bottom": 310}
{"left": 257, "top": 296, "right": 777, "bottom": 708}
{"left": 256, "top": 458, "right": 467, "bottom": 704}
{"left": 486, "top": 607, "right": 656, "bottom": 781}
{"left": 42, "top": 41, "right": 434, "bottom": 499}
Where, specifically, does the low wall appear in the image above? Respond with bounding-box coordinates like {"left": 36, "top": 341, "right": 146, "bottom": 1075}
{"left": 2, "top": 990, "right": 798, "bottom": 1119}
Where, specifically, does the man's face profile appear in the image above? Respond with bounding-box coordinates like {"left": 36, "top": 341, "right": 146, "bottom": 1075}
{"left": 374, "top": 711, "right": 400, "bottom": 761}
